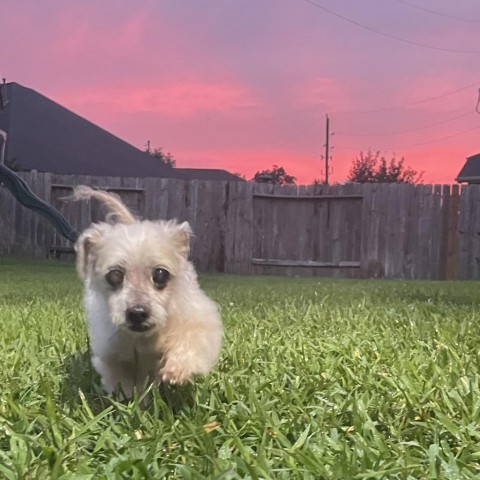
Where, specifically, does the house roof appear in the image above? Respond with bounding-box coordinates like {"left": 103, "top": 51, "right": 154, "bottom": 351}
{"left": 0, "top": 82, "right": 243, "bottom": 182}
{"left": 456, "top": 153, "right": 480, "bottom": 183}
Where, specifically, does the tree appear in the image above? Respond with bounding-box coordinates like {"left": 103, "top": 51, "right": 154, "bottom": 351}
{"left": 252, "top": 165, "right": 297, "bottom": 185}
{"left": 145, "top": 145, "right": 176, "bottom": 168}
{"left": 348, "top": 150, "right": 423, "bottom": 184}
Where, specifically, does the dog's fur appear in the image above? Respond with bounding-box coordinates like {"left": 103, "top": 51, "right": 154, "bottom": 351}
{"left": 72, "top": 186, "right": 223, "bottom": 396}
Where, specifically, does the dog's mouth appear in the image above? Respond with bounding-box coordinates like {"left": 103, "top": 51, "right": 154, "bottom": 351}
{"left": 127, "top": 323, "right": 153, "bottom": 333}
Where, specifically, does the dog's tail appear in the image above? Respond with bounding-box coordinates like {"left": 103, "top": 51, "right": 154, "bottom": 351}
{"left": 70, "top": 185, "right": 136, "bottom": 224}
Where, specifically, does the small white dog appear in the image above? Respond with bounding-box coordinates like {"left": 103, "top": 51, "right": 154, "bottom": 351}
{"left": 72, "top": 186, "right": 223, "bottom": 397}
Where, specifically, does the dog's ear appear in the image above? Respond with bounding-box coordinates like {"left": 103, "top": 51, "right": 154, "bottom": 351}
{"left": 173, "top": 221, "right": 192, "bottom": 258}
{"left": 161, "top": 220, "right": 192, "bottom": 259}
{"left": 74, "top": 224, "right": 108, "bottom": 279}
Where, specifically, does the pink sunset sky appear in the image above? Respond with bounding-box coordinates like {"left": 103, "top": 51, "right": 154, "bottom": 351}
{"left": 2, "top": 0, "right": 479, "bottom": 184}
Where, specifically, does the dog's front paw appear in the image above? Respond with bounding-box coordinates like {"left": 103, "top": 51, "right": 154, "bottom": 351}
{"left": 158, "top": 360, "right": 192, "bottom": 385}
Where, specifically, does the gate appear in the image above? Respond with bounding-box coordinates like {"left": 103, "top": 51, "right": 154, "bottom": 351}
{"left": 250, "top": 184, "right": 363, "bottom": 277}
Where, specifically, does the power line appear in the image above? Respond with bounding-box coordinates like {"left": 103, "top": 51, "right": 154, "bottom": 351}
{"left": 265, "top": 78, "right": 478, "bottom": 154}
{"left": 335, "top": 124, "right": 480, "bottom": 151}
{"left": 392, "top": 0, "right": 480, "bottom": 23}
{"left": 268, "top": 116, "right": 323, "bottom": 153}
{"left": 266, "top": 87, "right": 477, "bottom": 153}
{"left": 301, "top": 0, "right": 480, "bottom": 54}
{"left": 266, "top": 83, "right": 477, "bottom": 151}
{"left": 330, "top": 82, "right": 479, "bottom": 115}
{"left": 336, "top": 111, "right": 474, "bottom": 137}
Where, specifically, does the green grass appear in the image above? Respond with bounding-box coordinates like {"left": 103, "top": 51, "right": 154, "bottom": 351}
{"left": 1, "top": 258, "right": 480, "bottom": 479}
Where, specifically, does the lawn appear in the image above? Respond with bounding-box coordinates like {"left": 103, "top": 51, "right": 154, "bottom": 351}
{"left": 1, "top": 258, "right": 480, "bottom": 479}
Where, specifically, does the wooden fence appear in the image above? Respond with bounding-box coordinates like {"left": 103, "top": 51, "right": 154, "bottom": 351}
{"left": 0, "top": 172, "right": 478, "bottom": 279}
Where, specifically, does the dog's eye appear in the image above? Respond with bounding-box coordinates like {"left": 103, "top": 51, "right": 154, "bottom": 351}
{"left": 152, "top": 267, "right": 170, "bottom": 289}
{"left": 106, "top": 269, "right": 124, "bottom": 288}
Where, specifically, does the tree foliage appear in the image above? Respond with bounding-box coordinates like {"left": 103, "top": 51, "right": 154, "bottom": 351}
{"left": 145, "top": 146, "right": 176, "bottom": 168}
{"left": 252, "top": 165, "right": 297, "bottom": 185}
{"left": 348, "top": 151, "right": 423, "bottom": 184}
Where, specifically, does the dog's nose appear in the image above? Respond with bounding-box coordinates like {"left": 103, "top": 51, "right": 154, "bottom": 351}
{"left": 126, "top": 305, "right": 151, "bottom": 325}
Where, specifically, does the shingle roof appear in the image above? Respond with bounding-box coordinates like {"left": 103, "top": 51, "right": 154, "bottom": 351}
{"left": 456, "top": 153, "right": 480, "bottom": 183}
{"left": 0, "top": 82, "right": 243, "bottom": 182}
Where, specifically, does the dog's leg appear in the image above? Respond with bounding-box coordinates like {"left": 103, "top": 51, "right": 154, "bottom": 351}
{"left": 158, "top": 322, "right": 222, "bottom": 385}
{"left": 92, "top": 356, "right": 138, "bottom": 397}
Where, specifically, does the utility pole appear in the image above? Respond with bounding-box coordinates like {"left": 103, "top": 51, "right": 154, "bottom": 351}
{"left": 324, "top": 114, "right": 330, "bottom": 185}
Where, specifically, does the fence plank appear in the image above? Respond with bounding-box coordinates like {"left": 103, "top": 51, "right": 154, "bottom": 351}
{"left": 398, "top": 183, "right": 414, "bottom": 279}
{"left": 1, "top": 171, "right": 477, "bottom": 279}
{"left": 472, "top": 186, "right": 480, "bottom": 279}
{"left": 457, "top": 185, "right": 472, "bottom": 279}
{"left": 225, "top": 181, "right": 253, "bottom": 274}
{"left": 416, "top": 185, "right": 432, "bottom": 279}
{"left": 446, "top": 184, "right": 460, "bottom": 280}
{"left": 376, "top": 184, "right": 390, "bottom": 278}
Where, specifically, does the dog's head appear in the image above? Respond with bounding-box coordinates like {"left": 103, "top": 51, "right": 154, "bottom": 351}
{"left": 73, "top": 186, "right": 192, "bottom": 334}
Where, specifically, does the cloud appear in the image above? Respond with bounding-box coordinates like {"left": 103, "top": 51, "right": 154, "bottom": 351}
{"left": 3, "top": 0, "right": 479, "bottom": 187}
{"left": 55, "top": 7, "right": 148, "bottom": 60}
{"left": 393, "top": 75, "right": 477, "bottom": 114}
{"left": 293, "top": 77, "right": 353, "bottom": 111}
{"left": 55, "top": 82, "right": 259, "bottom": 117}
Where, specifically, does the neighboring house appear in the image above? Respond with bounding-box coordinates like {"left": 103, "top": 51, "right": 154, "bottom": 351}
{"left": 456, "top": 153, "right": 480, "bottom": 184}
{"left": 0, "top": 82, "right": 243, "bottom": 182}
